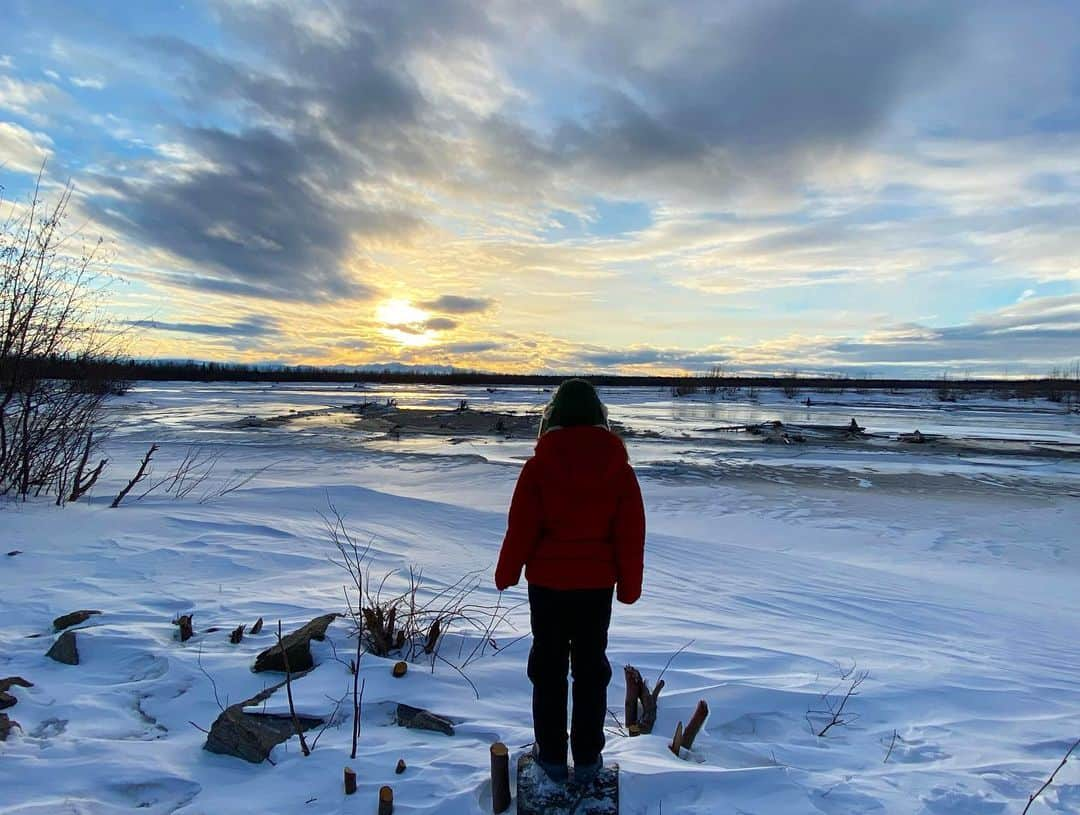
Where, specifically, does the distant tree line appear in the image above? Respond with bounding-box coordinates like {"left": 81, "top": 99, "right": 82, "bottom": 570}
{"left": 8, "top": 354, "right": 1080, "bottom": 398}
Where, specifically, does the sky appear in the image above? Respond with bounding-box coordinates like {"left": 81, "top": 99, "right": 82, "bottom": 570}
{"left": 1, "top": 0, "right": 1079, "bottom": 376}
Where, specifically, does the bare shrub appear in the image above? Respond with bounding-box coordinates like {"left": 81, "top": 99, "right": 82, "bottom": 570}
{"left": 323, "top": 502, "right": 518, "bottom": 695}
{"left": 807, "top": 663, "right": 869, "bottom": 737}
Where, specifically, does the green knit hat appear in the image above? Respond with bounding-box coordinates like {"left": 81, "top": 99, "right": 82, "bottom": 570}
{"left": 541, "top": 378, "right": 608, "bottom": 434}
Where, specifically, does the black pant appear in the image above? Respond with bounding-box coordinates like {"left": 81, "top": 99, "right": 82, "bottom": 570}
{"left": 527, "top": 584, "right": 614, "bottom": 767}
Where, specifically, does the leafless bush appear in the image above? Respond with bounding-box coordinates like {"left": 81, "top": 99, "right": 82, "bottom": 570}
{"left": 807, "top": 663, "right": 869, "bottom": 737}
{"left": 0, "top": 172, "right": 121, "bottom": 502}
{"left": 323, "top": 502, "right": 518, "bottom": 694}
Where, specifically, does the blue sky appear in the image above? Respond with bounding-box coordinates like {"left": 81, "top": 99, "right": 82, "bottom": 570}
{"left": 2, "top": 0, "right": 1078, "bottom": 375}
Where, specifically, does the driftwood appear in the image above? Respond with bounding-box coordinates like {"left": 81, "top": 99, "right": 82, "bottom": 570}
{"left": 53, "top": 610, "right": 100, "bottom": 632}
{"left": 624, "top": 666, "right": 664, "bottom": 734}
{"left": 670, "top": 700, "right": 709, "bottom": 755}
{"left": 111, "top": 444, "right": 158, "bottom": 507}
{"left": 344, "top": 767, "right": 357, "bottom": 795}
{"left": 490, "top": 742, "right": 511, "bottom": 814}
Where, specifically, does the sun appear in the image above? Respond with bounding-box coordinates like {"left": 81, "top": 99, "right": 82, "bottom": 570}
{"left": 376, "top": 299, "right": 434, "bottom": 347}
{"left": 376, "top": 299, "right": 428, "bottom": 326}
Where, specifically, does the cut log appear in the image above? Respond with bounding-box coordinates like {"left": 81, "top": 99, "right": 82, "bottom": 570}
{"left": 395, "top": 703, "right": 454, "bottom": 736}
{"left": 378, "top": 785, "right": 394, "bottom": 815}
{"left": 344, "top": 767, "right": 357, "bottom": 795}
{"left": 490, "top": 742, "right": 511, "bottom": 814}
{"left": 680, "top": 700, "right": 709, "bottom": 751}
{"left": 392, "top": 661, "right": 408, "bottom": 678}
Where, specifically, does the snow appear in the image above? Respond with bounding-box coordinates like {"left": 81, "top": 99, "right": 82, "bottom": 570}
{"left": 1, "top": 382, "right": 1078, "bottom": 814}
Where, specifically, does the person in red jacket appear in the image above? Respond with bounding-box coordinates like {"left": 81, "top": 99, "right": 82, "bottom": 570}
{"left": 495, "top": 379, "right": 646, "bottom": 785}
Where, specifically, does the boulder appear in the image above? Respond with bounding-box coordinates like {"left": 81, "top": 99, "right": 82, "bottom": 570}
{"left": 53, "top": 610, "right": 101, "bottom": 632}
{"left": 252, "top": 614, "right": 338, "bottom": 673}
{"left": 46, "top": 631, "right": 79, "bottom": 665}
{"left": 395, "top": 703, "right": 454, "bottom": 736}
{"left": 203, "top": 682, "right": 323, "bottom": 763}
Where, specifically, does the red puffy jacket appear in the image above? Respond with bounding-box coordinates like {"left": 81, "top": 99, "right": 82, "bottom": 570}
{"left": 494, "top": 425, "right": 646, "bottom": 604}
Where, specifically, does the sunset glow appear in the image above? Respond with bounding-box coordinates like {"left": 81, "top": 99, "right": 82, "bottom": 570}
{"left": 0, "top": 2, "right": 1076, "bottom": 374}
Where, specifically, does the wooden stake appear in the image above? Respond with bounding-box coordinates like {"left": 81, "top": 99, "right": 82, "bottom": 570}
{"left": 490, "top": 742, "right": 511, "bottom": 814}
{"left": 680, "top": 700, "right": 709, "bottom": 751}
{"left": 378, "top": 785, "right": 394, "bottom": 815}
{"left": 343, "top": 767, "right": 357, "bottom": 795}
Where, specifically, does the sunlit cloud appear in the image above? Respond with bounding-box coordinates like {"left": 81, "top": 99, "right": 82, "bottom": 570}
{"left": 1, "top": 0, "right": 1077, "bottom": 375}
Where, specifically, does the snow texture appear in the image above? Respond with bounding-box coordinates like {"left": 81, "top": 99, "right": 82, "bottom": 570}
{"left": 0, "top": 382, "right": 1078, "bottom": 814}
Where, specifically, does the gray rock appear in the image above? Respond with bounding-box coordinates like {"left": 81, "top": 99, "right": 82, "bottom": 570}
{"left": 203, "top": 682, "right": 323, "bottom": 763}
{"left": 46, "top": 631, "right": 79, "bottom": 665}
{"left": 395, "top": 703, "right": 454, "bottom": 736}
{"left": 53, "top": 610, "right": 101, "bottom": 632}
{"left": 252, "top": 613, "right": 338, "bottom": 673}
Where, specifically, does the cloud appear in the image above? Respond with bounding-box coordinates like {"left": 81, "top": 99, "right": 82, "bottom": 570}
{"left": 126, "top": 316, "right": 281, "bottom": 338}
{"left": 70, "top": 76, "right": 105, "bottom": 90}
{"left": 0, "top": 122, "right": 52, "bottom": 174}
{"left": 418, "top": 294, "right": 494, "bottom": 314}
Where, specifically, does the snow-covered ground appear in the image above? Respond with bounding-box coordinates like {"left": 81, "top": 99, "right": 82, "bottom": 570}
{"left": 2, "top": 382, "right": 1078, "bottom": 814}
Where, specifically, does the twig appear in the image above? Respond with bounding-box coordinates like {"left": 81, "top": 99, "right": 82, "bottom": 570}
{"left": 656, "top": 639, "right": 695, "bottom": 685}
{"left": 196, "top": 643, "right": 225, "bottom": 712}
{"left": 278, "top": 620, "right": 311, "bottom": 756}
{"left": 883, "top": 729, "right": 898, "bottom": 763}
{"left": 188, "top": 720, "right": 210, "bottom": 734}
{"left": 1022, "top": 737, "right": 1080, "bottom": 815}
{"left": 110, "top": 444, "right": 158, "bottom": 507}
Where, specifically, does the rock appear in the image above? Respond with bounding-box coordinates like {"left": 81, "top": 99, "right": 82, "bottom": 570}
{"left": 0, "top": 693, "right": 15, "bottom": 710}
{"left": 253, "top": 614, "right": 338, "bottom": 673}
{"left": 46, "top": 631, "right": 79, "bottom": 665}
{"left": 203, "top": 682, "right": 323, "bottom": 763}
{"left": 395, "top": 703, "right": 454, "bottom": 736}
{"left": 6, "top": 550, "right": 21, "bottom": 557}
{"left": 52, "top": 610, "right": 101, "bottom": 632}
{"left": 0, "top": 713, "right": 20, "bottom": 741}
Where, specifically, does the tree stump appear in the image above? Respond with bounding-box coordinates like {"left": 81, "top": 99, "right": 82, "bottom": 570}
{"left": 378, "top": 785, "right": 394, "bottom": 815}
{"left": 344, "top": 767, "right": 357, "bottom": 795}
{"left": 174, "top": 614, "right": 194, "bottom": 643}
{"left": 395, "top": 759, "right": 407, "bottom": 775}
{"left": 624, "top": 665, "right": 663, "bottom": 734}
{"left": 490, "top": 742, "right": 511, "bottom": 814}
